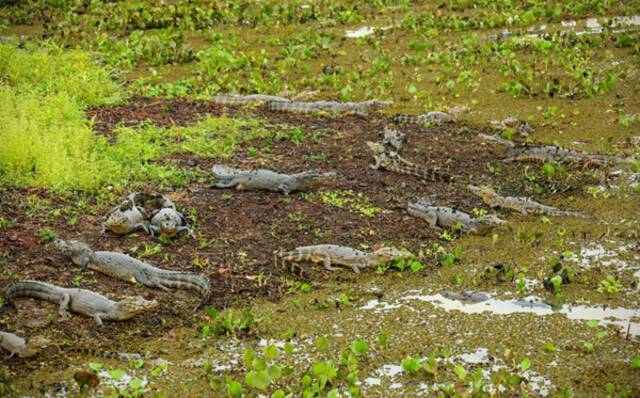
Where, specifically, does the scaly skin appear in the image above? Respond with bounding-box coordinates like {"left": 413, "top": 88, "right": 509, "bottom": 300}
{"left": 467, "top": 185, "right": 591, "bottom": 218}
{"left": 479, "top": 134, "right": 633, "bottom": 167}
{"left": 101, "top": 193, "right": 150, "bottom": 235}
{"left": 407, "top": 197, "right": 506, "bottom": 235}
{"left": 211, "top": 93, "right": 290, "bottom": 105}
{"left": 441, "top": 290, "right": 491, "bottom": 303}
{"left": 150, "top": 208, "right": 193, "bottom": 238}
{"left": 274, "top": 245, "right": 411, "bottom": 273}
{"left": 382, "top": 127, "right": 406, "bottom": 151}
{"left": 54, "top": 239, "right": 210, "bottom": 308}
{"left": 393, "top": 111, "right": 454, "bottom": 125}
{"left": 4, "top": 280, "right": 157, "bottom": 326}
{"left": 266, "top": 99, "right": 391, "bottom": 116}
{"left": 366, "top": 141, "right": 452, "bottom": 182}
{"left": 490, "top": 116, "right": 534, "bottom": 137}
{"left": 0, "top": 331, "right": 47, "bottom": 359}
{"left": 212, "top": 165, "right": 335, "bottom": 195}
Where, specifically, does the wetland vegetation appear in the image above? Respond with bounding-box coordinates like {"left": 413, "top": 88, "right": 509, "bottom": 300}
{"left": 0, "top": 0, "right": 639, "bottom": 397}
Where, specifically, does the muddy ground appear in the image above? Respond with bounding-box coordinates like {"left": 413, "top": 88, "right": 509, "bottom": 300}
{"left": 1, "top": 97, "right": 637, "bottom": 396}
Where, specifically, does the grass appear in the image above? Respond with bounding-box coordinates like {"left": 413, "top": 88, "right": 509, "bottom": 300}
{"left": 0, "top": 43, "right": 273, "bottom": 192}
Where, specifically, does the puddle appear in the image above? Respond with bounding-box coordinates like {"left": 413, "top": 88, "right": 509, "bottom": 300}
{"left": 402, "top": 293, "right": 640, "bottom": 336}
{"left": 345, "top": 26, "right": 391, "bottom": 38}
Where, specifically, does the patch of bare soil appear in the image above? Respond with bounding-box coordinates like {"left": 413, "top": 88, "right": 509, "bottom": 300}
{"left": 1, "top": 97, "right": 598, "bottom": 373}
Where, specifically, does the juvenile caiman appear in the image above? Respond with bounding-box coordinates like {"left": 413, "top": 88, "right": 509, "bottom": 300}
{"left": 274, "top": 245, "right": 411, "bottom": 273}
{"left": 212, "top": 165, "right": 335, "bottom": 195}
{"left": 54, "top": 239, "right": 211, "bottom": 308}
{"left": 4, "top": 280, "right": 157, "bottom": 326}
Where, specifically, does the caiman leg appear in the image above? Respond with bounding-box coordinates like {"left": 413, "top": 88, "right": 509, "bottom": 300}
{"left": 370, "top": 157, "right": 381, "bottom": 170}
{"left": 277, "top": 184, "right": 291, "bottom": 196}
{"left": 134, "top": 223, "right": 151, "bottom": 235}
{"left": 322, "top": 255, "right": 339, "bottom": 271}
{"left": 213, "top": 179, "right": 239, "bottom": 188}
{"left": 57, "top": 293, "right": 72, "bottom": 318}
{"left": 93, "top": 313, "right": 106, "bottom": 326}
{"left": 176, "top": 225, "right": 194, "bottom": 237}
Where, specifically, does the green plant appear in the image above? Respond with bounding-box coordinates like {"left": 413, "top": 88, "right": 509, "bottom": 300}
{"left": 597, "top": 275, "right": 622, "bottom": 294}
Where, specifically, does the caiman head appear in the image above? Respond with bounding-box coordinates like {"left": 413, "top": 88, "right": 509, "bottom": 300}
{"left": 117, "top": 296, "right": 158, "bottom": 319}
{"left": 53, "top": 239, "right": 93, "bottom": 266}
{"left": 369, "top": 246, "right": 413, "bottom": 266}
{"left": 366, "top": 141, "right": 385, "bottom": 155}
{"left": 104, "top": 211, "right": 130, "bottom": 234}
{"left": 153, "top": 209, "right": 181, "bottom": 238}
{"left": 467, "top": 185, "right": 498, "bottom": 205}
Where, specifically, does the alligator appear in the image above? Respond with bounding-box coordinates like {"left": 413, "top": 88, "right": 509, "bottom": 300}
{"left": 441, "top": 290, "right": 491, "bottom": 303}
{"left": 0, "top": 331, "right": 48, "bottom": 358}
{"left": 211, "top": 93, "right": 290, "bottom": 105}
{"left": 4, "top": 280, "right": 157, "bottom": 326}
{"left": 382, "top": 127, "right": 406, "bottom": 151}
{"left": 408, "top": 197, "right": 506, "bottom": 235}
{"left": 367, "top": 141, "right": 452, "bottom": 182}
{"left": 212, "top": 165, "right": 336, "bottom": 195}
{"left": 274, "top": 245, "right": 412, "bottom": 273}
{"left": 150, "top": 207, "right": 193, "bottom": 238}
{"left": 490, "top": 116, "right": 534, "bottom": 137}
{"left": 467, "top": 185, "right": 591, "bottom": 218}
{"left": 101, "top": 193, "right": 150, "bottom": 235}
{"left": 54, "top": 239, "right": 210, "bottom": 308}
{"left": 266, "top": 99, "right": 392, "bottom": 116}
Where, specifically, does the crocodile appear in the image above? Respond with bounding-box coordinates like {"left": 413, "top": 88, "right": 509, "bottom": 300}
{"left": 441, "top": 290, "right": 491, "bottom": 303}
{"left": 490, "top": 116, "right": 534, "bottom": 137}
{"left": 266, "top": 99, "right": 391, "bottom": 116}
{"left": 382, "top": 127, "right": 406, "bottom": 151}
{"left": 467, "top": 185, "right": 591, "bottom": 218}
{"left": 367, "top": 141, "right": 452, "bottom": 182}
{"left": 4, "top": 280, "right": 157, "bottom": 326}
{"left": 211, "top": 93, "right": 290, "bottom": 105}
{"left": 54, "top": 239, "right": 210, "bottom": 308}
{"left": 150, "top": 207, "right": 193, "bottom": 238}
{"left": 0, "top": 331, "right": 48, "bottom": 358}
{"left": 408, "top": 197, "right": 506, "bottom": 235}
{"left": 212, "top": 165, "right": 336, "bottom": 195}
{"left": 274, "top": 245, "right": 412, "bottom": 273}
{"left": 101, "top": 193, "right": 150, "bottom": 235}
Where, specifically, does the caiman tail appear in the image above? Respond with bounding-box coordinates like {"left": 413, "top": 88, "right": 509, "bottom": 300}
{"left": 4, "top": 280, "right": 61, "bottom": 306}
{"left": 156, "top": 272, "right": 211, "bottom": 309}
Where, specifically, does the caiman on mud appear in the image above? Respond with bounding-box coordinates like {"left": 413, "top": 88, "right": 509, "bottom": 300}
{"left": 54, "top": 239, "right": 210, "bottom": 308}
{"left": 274, "top": 245, "right": 412, "bottom": 273}
{"left": 212, "top": 165, "right": 335, "bottom": 195}
{"left": 4, "top": 280, "right": 157, "bottom": 326}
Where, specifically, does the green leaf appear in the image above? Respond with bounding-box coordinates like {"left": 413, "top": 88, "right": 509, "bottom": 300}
{"left": 264, "top": 344, "right": 279, "bottom": 361}
{"left": 453, "top": 364, "right": 467, "bottom": 381}
{"left": 226, "top": 377, "right": 243, "bottom": 397}
{"left": 630, "top": 357, "right": 640, "bottom": 369}
{"left": 586, "top": 320, "right": 599, "bottom": 328}
{"left": 401, "top": 357, "right": 421, "bottom": 374}
{"left": 520, "top": 358, "right": 531, "bottom": 372}
{"left": 542, "top": 341, "right": 557, "bottom": 352}
{"left": 89, "top": 362, "right": 102, "bottom": 371}
{"left": 315, "top": 336, "right": 329, "bottom": 351}
{"left": 129, "top": 378, "right": 143, "bottom": 390}
{"left": 377, "top": 333, "right": 388, "bottom": 348}
{"left": 245, "top": 370, "right": 271, "bottom": 391}
{"left": 272, "top": 390, "right": 285, "bottom": 398}
{"left": 351, "top": 341, "right": 369, "bottom": 356}
{"left": 108, "top": 369, "right": 125, "bottom": 380}
{"left": 267, "top": 365, "right": 282, "bottom": 381}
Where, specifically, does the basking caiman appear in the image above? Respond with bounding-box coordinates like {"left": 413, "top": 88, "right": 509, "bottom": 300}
{"left": 54, "top": 239, "right": 210, "bottom": 308}
{"left": 408, "top": 197, "right": 506, "bottom": 235}
{"left": 274, "top": 245, "right": 412, "bottom": 273}
{"left": 212, "top": 165, "right": 335, "bottom": 195}
{"left": 4, "top": 280, "right": 157, "bottom": 326}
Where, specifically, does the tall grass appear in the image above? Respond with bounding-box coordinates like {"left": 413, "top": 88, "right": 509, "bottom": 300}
{"left": 0, "top": 43, "right": 275, "bottom": 192}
